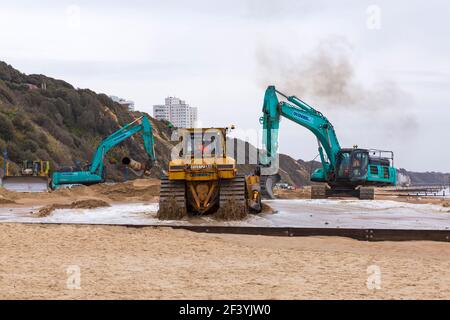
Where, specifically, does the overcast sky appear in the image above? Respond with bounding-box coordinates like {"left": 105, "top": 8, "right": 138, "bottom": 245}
{"left": 0, "top": 0, "right": 449, "bottom": 172}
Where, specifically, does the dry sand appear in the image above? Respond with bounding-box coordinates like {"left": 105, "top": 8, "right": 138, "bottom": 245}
{"left": 1, "top": 223, "right": 450, "bottom": 299}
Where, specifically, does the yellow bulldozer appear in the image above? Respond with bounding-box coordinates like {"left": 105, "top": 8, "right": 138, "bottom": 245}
{"left": 2, "top": 160, "right": 50, "bottom": 192}
{"left": 158, "top": 127, "right": 262, "bottom": 217}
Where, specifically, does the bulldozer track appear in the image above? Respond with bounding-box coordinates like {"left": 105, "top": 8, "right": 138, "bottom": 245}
{"left": 219, "top": 176, "right": 246, "bottom": 207}
{"left": 359, "top": 187, "right": 375, "bottom": 200}
{"left": 8, "top": 222, "right": 450, "bottom": 242}
{"left": 159, "top": 176, "right": 186, "bottom": 208}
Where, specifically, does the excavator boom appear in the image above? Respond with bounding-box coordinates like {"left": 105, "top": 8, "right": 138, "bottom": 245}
{"left": 51, "top": 116, "right": 156, "bottom": 189}
{"left": 261, "top": 86, "right": 341, "bottom": 181}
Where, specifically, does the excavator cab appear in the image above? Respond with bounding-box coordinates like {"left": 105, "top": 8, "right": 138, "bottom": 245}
{"left": 313, "top": 147, "right": 396, "bottom": 199}
{"left": 335, "top": 148, "right": 394, "bottom": 184}
{"left": 335, "top": 149, "right": 369, "bottom": 182}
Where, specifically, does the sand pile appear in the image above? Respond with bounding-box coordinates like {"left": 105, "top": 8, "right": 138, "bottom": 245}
{"left": 443, "top": 202, "right": 450, "bottom": 212}
{"left": 261, "top": 202, "right": 275, "bottom": 214}
{"left": 87, "top": 179, "right": 159, "bottom": 202}
{"left": 0, "top": 195, "right": 15, "bottom": 204}
{"left": 37, "top": 199, "right": 110, "bottom": 217}
{"left": 0, "top": 178, "right": 160, "bottom": 208}
{"left": 213, "top": 201, "right": 275, "bottom": 220}
{"left": 0, "top": 188, "right": 16, "bottom": 204}
{"left": 275, "top": 186, "right": 311, "bottom": 199}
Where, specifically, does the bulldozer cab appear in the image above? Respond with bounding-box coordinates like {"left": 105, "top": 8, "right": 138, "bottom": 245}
{"left": 20, "top": 160, "right": 50, "bottom": 177}
{"left": 180, "top": 128, "right": 226, "bottom": 160}
{"left": 168, "top": 127, "right": 236, "bottom": 182}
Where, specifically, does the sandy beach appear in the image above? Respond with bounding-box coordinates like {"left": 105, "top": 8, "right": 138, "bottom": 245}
{"left": 1, "top": 223, "right": 450, "bottom": 299}
{"left": 1, "top": 181, "right": 450, "bottom": 299}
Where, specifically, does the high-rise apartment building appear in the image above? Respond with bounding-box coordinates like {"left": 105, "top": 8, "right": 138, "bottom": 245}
{"left": 153, "top": 96, "right": 197, "bottom": 128}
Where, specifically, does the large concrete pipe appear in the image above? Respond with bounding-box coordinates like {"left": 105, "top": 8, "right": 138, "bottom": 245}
{"left": 121, "top": 157, "right": 146, "bottom": 171}
{"left": 121, "top": 157, "right": 153, "bottom": 177}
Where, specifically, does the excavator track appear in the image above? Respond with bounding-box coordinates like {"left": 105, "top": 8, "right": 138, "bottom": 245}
{"left": 158, "top": 176, "right": 187, "bottom": 216}
{"left": 219, "top": 176, "right": 247, "bottom": 209}
{"left": 359, "top": 187, "right": 375, "bottom": 200}
{"left": 311, "top": 185, "right": 327, "bottom": 199}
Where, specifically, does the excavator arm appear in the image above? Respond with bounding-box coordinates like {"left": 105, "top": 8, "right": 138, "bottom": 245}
{"left": 89, "top": 116, "right": 156, "bottom": 176}
{"left": 52, "top": 116, "right": 156, "bottom": 189}
{"left": 260, "top": 85, "right": 341, "bottom": 181}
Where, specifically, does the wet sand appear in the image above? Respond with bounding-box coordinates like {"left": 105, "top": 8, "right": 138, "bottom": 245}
{"left": 1, "top": 198, "right": 449, "bottom": 230}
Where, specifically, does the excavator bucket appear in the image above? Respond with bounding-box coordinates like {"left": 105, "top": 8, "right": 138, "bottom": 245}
{"left": 1, "top": 176, "right": 49, "bottom": 192}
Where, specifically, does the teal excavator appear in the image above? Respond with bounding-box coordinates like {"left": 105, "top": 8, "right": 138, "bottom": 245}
{"left": 260, "top": 86, "right": 397, "bottom": 200}
{"left": 51, "top": 116, "right": 156, "bottom": 189}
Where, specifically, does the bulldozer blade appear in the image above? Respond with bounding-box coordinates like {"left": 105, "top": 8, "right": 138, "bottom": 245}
{"left": 1, "top": 176, "right": 49, "bottom": 192}
{"left": 260, "top": 174, "right": 281, "bottom": 199}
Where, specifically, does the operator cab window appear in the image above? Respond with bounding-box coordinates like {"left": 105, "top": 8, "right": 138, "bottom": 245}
{"left": 185, "top": 131, "right": 224, "bottom": 159}
{"left": 351, "top": 151, "right": 369, "bottom": 178}
{"left": 337, "top": 152, "right": 351, "bottom": 178}
{"left": 186, "top": 132, "right": 204, "bottom": 159}
{"left": 203, "top": 130, "right": 224, "bottom": 158}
